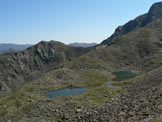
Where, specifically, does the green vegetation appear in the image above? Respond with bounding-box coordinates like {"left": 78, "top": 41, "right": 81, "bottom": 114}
{"left": 111, "top": 81, "right": 132, "bottom": 87}
{"left": 140, "top": 28, "right": 151, "bottom": 38}
{"left": 74, "top": 71, "right": 137, "bottom": 105}
{"left": 149, "top": 117, "right": 162, "bottom": 122}
{"left": 83, "top": 85, "right": 125, "bottom": 104}
{"left": 78, "top": 70, "right": 113, "bottom": 87}
{"left": 0, "top": 85, "right": 38, "bottom": 121}
{"left": 65, "top": 55, "right": 111, "bottom": 70}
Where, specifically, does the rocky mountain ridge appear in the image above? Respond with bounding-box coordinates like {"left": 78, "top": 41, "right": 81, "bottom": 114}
{"left": 101, "top": 2, "right": 162, "bottom": 45}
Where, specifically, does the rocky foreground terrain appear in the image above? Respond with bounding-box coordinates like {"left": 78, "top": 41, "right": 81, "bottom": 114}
{"left": 0, "top": 2, "right": 162, "bottom": 122}
{"left": 75, "top": 68, "right": 162, "bottom": 122}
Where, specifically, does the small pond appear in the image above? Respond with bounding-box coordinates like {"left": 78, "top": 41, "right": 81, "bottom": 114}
{"left": 113, "top": 71, "right": 136, "bottom": 78}
{"left": 107, "top": 71, "right": 136, "bottom": 88}
{"left": 46, "top": 88, "right": 88, "bottom": 98}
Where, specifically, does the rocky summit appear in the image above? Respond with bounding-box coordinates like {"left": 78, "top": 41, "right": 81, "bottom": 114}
{"left": 0, "top": 2, "right": 162, "bottom": 122}
{"left": 101, "top": 2, "right": 162, "bottom": 45}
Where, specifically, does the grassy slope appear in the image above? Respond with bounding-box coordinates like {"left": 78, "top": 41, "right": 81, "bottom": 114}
{"left": 149, "top": 118, "right": 162, "bottom": 122}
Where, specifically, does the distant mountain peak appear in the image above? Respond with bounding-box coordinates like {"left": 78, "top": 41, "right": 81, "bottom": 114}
{"left": 0, "top": 43, "right": 32, "bottom": 55}
{"left": 149, "top": 2, "right": 162, "bottom": 14}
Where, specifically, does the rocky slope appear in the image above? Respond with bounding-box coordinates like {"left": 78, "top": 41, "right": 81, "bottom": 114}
{"left": 101, "top": 2, "right": 162, "bottom": 45}
{"left": 0, "top": 41, "right": 90, "bottom": 94}
{"left": 90, "top": 18, "right": 162, "bottom": 72}
{"left": 75, "top": 67, "right": 162, "bottom": 122}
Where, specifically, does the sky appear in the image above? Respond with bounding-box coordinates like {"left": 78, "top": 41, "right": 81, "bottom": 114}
{"left": 0, "top": 0, "right": 161, "bottom": 44}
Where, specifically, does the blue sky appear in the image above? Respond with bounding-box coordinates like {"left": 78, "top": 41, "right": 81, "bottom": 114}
{"left": 0, "top": 0, "right": 161, "bottom": 44}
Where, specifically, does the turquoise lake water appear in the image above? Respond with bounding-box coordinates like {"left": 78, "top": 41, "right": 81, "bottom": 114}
{"left": 107, "top": 71, "right": 136, "bottom": 89}
{"left": 46, "top": 88, "right": 88, "bottom": 98}
{"left": 113, "top": 71, "right": 136, "bottom": 78}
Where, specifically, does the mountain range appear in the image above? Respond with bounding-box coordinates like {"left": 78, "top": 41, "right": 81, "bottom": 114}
{"left": 0, "top": 43, "right": 32, "bottom": 54}
{"left": 0, "top": 2, "right": 162, "bottom": 122}
{"left": 0, "top": 43, "right": 97, "bottom": 55}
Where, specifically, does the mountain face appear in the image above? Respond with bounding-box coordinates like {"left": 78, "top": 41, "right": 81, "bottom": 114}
{"left": 69, "top": 43, "right": 97, "bottom": 47}
{"left": 101, "top": 2, "right": 162, "bottom": 45}
{"left": 0, "top": 43, "right": 32, "bottom": 54}
{"left": 100, "top": 19, "right": 162, "bottom": 70}
{"left": 0, "top": 41, "right": 90, "bottom": 94}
